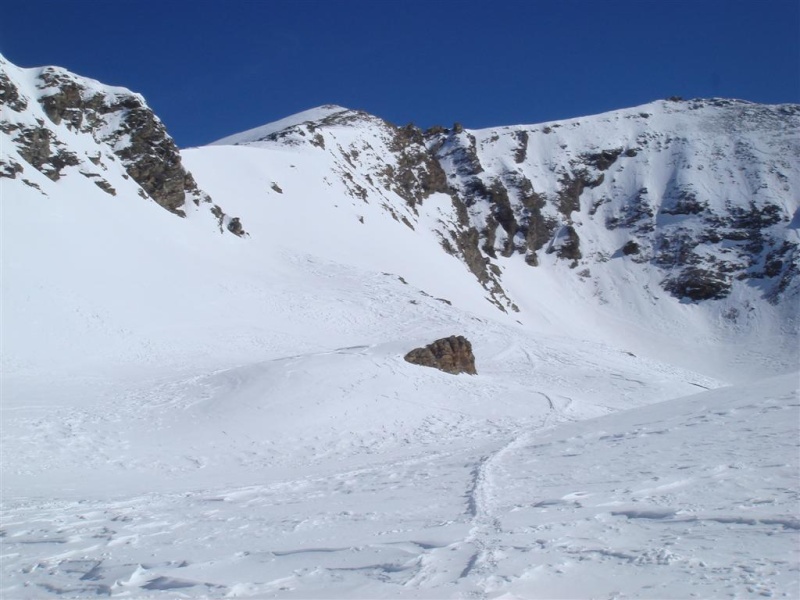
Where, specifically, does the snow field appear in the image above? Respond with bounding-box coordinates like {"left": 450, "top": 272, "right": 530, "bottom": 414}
{"left": 2, "top": 373, "right": 797, "bottom": 598}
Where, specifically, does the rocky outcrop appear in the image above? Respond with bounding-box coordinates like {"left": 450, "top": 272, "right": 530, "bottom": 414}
{"left": 11, "top": 125, "right": 80, "bottom": 181}
{"left": 421, "top": 99, "right": 799, "bottom": 306}
{"left": 0, "top": 70, "right": 27, "bottom": 112}
{"left": 1, "top": 57, "right": 245, "bottom": 236}
{"left": 35, "top": 68, "right": 210, "bottom": 218}
{"left": 404, "top": 336, "right": 477, "bottom": 375}
{"left": 663, "top": 268, "right": 731, "bottom": 301}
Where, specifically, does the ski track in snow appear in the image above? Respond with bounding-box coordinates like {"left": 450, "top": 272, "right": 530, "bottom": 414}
{"left": 2, "top": 257, "right": 795, "bottom": 598}
{"left": 3, "top": 366, "right": 798, "bottom": 598}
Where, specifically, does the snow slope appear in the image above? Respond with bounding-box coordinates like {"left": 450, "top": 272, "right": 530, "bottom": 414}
{"left": 2, "top": 373, "right": 797, "bottom": 598}
{"left": 191, "top": 98, "right": 800, "bottom": 381}
{"left": 2, "top": 56, "right": 798, "bottom": 598}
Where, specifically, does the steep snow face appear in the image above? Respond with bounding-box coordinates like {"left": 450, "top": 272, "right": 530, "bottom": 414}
{"left": 433, "top": 99, "right": 800, "bottom": 306}
{"left": 191, "top": 99, "right": 800, "bottom": 379}
{"left": 430, "top": 99, "right": 800, "bottom": 376}
{"left": 0, "top": 54, "right": 242, "bottom": 232}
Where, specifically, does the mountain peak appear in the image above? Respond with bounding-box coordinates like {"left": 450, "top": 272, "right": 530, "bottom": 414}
{"left": 211, "top": 104, "right": 369, "bottom": 146}
{"left": 0, "top": 55, "right": 245, "bottom": 234}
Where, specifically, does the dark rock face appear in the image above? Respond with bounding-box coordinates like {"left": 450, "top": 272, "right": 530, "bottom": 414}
{"left": 36, "top": 69, "right": 199, "bottom": 217}
{"left": 0, "top": 71, "right": 27, "bottom": 112}
{"left": 404, "top": 336, "right": 477, "bottom": 375}
{"left": 385, "top": 123, "right": 450, "bottom": 207}
{"left": 548, "top": 225, "right": 582, "bottom": 262}
{"left": 111, "top": 101, "right": 194, "bottom": 216}
{"left": 621, "top": 240, "right": 640, "bottom": 256}
{"left": 1, "top": 60, "right": 245, "bottom": 236}
{"left": 581, "top": 148, "right": 623, "bottom": 171}
{"left": 663, "top": 268, "right": 731, "bottom": 301}
{"left": 513, "top": 131, "right": 528, "bottom": 163}
{"left": 0, "top": 158, "right": 23, "bottom": 179}
{"left": 12, "top": 125, "right": 80, "bottom": 180}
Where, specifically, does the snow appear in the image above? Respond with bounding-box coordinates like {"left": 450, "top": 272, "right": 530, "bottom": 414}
{"left": 2, "top": 58, "right": 799, "bottom": 597}
{"left": 2, "top": 365, "right": 797, "bottom": 598}
{"left": 210, "top": 105, "right": 352, "bottom": 147}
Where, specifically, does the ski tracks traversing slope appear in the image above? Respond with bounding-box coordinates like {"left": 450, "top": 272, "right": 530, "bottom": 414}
{"left": 400, "top": 369, "right": 573, "bottom": 597}
{"left": 2, "top": 371, "right": 796, "bottom": 598}
{"left": 467, "top": 372, "right": 800, "bottom": 599}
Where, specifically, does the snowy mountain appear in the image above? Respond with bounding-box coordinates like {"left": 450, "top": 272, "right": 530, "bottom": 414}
{"left": 0, "top": 55, "right": 244, "bottom": 235}
{"left": 206, "top": 99, "right": 800, "bottom": 314}
{"left": 2, "top": 56, "right": 798, "bottom": 598}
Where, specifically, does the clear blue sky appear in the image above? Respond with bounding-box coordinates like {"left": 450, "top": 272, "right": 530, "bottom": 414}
{"left": 2, "top": 0, "right": 798, "bottom": 148}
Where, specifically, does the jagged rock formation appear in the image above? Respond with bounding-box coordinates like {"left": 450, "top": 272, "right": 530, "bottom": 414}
{"left": 404, "top": 336, "right": 477, "bottom": 375}
{"left": 0, "top": 55, "right": 245, "bottom": 236}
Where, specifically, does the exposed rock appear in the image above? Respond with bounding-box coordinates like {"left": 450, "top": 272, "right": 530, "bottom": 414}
{"left": 210, "top": 204, "right": 247, "bottom": 237}
{"left": 663, "top": 268, "right": 731, "bottom": 301}
{"left": 548, "top": 224, "right": 582, "bottom": 262}
{"left": 516, "top": 183, "right": 558, "bottom": 256}
{"left": 93, "top": 178, "right": 116, "bottom": 195}
{"left": 424, "top": 125, "right": 447, "bottom": 136}
{"left": 580, "top": 148, "right": 623, "bottom": 171}
{"left": 385, "top": 123, "right": 449, "bottom": 206}
{"left": 14, "top": 126, "right": 53, "bottom": 172}
{"left": 446, "top": 225, "right": 489, "bottom": 283}
{"left": 227, "top": 217, "right": 245, "bottom": 236}
{"left": 436, "top": 132, "right": 484, "bottom": 178}
{"left": 0, "top": 70, "right": 27, "bottom": 112}
{"left": 557, "top": 170, "right": 603, "bottom": 217}
{"left": 661, "top": 187, "right": 706, "bottom": 215}
{"left": 621, "top": 240, "right": 640, "bottom": 256}
{"left": 404, "top": 336, "right": 477, "bottom": 375}
{"left": 606, "top": 187, "right": 654, "bottom": 232}
{"left": 513, "top": 130, "right": 528, "bottom": 163}
{"left": 0, "top": 62, "right": 243, "bottom": 231}
{"left": 13, "top": 126, "right": 80, "bottom": 180}
{"left": 0, "top": 159, "right": 23, "bottom": 179}
{"left": 111, "top": 100, "right": 194, "bottom": 215}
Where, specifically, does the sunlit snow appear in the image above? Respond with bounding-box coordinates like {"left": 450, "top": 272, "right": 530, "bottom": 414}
{"left": 1, "top": 58, "right": 798, "bottom": 598}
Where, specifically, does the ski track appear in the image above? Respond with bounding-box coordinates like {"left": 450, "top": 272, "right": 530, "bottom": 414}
{"left": 4, "top": 377, "right": 797, "bottom": 598}
{"left": 6, "top": 330, "right": 797, "bottom": 598}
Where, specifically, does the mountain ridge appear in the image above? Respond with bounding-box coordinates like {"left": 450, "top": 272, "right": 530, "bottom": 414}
{"left": 2, "top": 55, "right": 798, "bottom": 379}
{"left": 0, "top": 54, "right": 245, "bottom": 235}
{"left": 204, "top": 95, "right": 800, "bottom": 313}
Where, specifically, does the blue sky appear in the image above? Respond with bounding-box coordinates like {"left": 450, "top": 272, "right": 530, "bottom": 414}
{"left": 2, "top": 0, "right": 798, "bottom": 147}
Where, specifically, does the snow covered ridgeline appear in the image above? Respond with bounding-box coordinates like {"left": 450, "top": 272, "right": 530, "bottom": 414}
{"left": 0, "top": 54, "right": 243, "bottom": 234}
{"left": 208, "top": 98, "right": 800, "bottom": 314}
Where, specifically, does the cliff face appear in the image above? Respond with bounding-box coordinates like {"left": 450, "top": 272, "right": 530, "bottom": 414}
{"left": 423, "top": 99, "right": 800, "bottom": 306}
{"left": 0, "top": 55, "right": 244, "bottom": 235}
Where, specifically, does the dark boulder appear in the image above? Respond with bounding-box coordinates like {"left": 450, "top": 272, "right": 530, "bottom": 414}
{"left": 404, "top": 336, "right": 477, "bottom": 375}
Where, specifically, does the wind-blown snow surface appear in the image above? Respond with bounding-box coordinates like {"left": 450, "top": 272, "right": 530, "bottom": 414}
{"left": 2, "top": 93, "right": 799, "bottom": 597}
